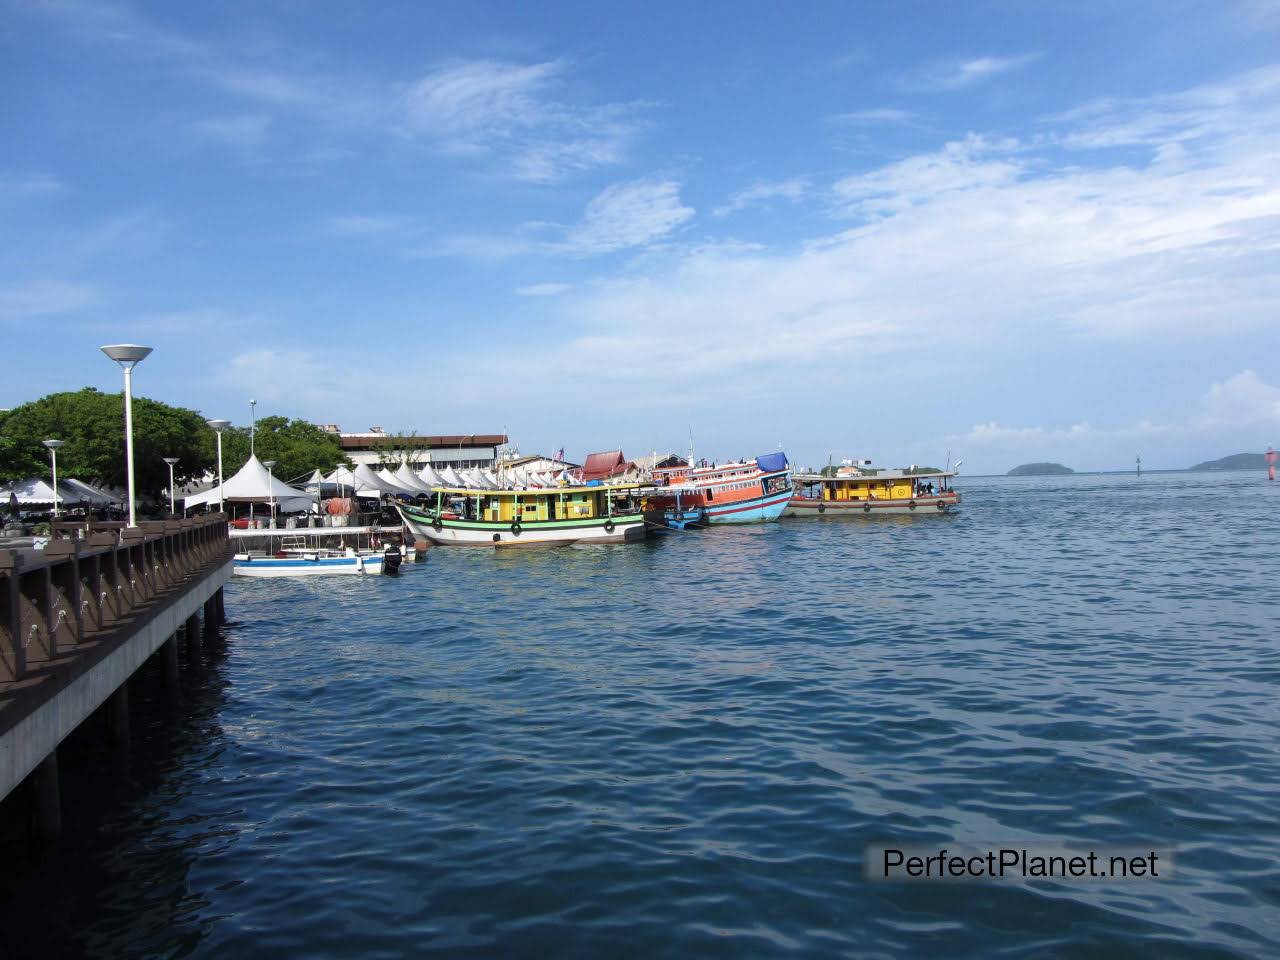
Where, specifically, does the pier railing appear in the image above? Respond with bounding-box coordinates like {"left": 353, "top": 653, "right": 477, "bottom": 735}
{"left": 0, "top": 514, "right": 230, "bottom": 683}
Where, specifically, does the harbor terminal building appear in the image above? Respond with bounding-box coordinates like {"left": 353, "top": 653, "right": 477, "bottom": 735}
{"left": 320, "top": 426, "right": 507, "bottom": 469}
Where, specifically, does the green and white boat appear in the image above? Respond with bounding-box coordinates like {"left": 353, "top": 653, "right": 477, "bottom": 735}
{"left": 396, "top": 484, "right": 648, "bottom": 547}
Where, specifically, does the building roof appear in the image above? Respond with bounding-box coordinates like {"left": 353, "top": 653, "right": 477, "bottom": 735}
{"left": 581, "top": 450, "right": 630, "bottom": 480}
{"left": 335, "top": 433, "right": 507, "bottom": 450}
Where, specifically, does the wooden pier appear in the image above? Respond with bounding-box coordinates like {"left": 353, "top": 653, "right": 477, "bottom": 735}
{"left": 0, "top": 514, "right": 232, "bottom": 839}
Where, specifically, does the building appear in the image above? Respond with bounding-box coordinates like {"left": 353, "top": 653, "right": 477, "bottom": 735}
{"left": 499, "top": 453, "right": 581, "bottom": 475}
{"left": 319, "top": 426, "right": 507, "bottom": 468}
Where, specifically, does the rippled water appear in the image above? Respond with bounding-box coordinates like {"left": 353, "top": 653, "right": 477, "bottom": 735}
{"left": 4, "top": 471, "right": 1279, "bottom": 958}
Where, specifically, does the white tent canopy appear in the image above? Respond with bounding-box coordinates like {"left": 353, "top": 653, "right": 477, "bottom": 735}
{"left": 392, "top": 463, "right": 434, "bottom": 494}
{"left": 1, "top": 477, "right": 112, "bottom": 507}
{"left": 437, "top": 466, "right": 465, "bottom": 487}
{"left": 184, "top": 454, "right": 312, "bottom": 511}
{"left": 354, "top": 462, "right": 413, "bottom": 496}
{"left": 418, "top": 464, "right": 447, "bottom": 489}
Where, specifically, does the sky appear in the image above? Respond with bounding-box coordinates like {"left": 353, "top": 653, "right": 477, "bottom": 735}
{"left": 2, "top": 0, "right": 1279, "bottom": 474}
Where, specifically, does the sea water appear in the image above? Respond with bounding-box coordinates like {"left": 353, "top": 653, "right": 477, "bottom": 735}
{"left": 3, "top": 471, "right": 1278, "bottom": 958}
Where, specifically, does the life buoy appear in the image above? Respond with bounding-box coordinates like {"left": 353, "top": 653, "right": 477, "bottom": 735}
{"left": 863, "top": 503, "right": 871, "bottom": 513}
{"left": 511, "top": 521, "right": 522, "bottom": 536}
{"left": 604, "top": 519, "right": 616, "bottom": 533}
{"left": 908, "top": 501, "right": 917, "bottom": 510}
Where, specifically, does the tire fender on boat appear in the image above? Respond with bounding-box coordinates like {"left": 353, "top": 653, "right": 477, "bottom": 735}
{"left": 511, "top": 521, "right": 522, "bottom": 536}
{"left": 817, "top": 504, "right": 826, "bottom": 514}
{"left": 863, "top": 503, "right": 871, "bottom": 513}
{"left": 936, "top": 501, "right": 946, "bottom": 511}
{"left": 908, "top": 500, "right": 917, "bottom": 510}
{"left": 604, "top": 518, "right": 616, "bottom": 533}
{"left": 431, "top": 516, "right": 443, "bottom": 532}
{"left": 492, "top": 533, "right": 501, "bottom": 543}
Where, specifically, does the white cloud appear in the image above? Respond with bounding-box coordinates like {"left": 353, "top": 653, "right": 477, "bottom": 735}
{"left": 1193, "top": 370, "right": 1280, "bottom": 427}
{"left": 516, "top": 283, "right": 572, "bottom": 297}
{"left": 562, "top": 178, "right": 695, "bottom": 255}
{"left": 322, "top": 214, "right": 415, "bottom": 237}
{"left": 714, "top": 178, "right": 809, "bottom": 216}
{"left": 476, "top": 67, "right": 1280, "bottom": 396}
{"left": 222, "top": 348, "right": 337, "bottom": 408}
{"left": 903, "top": 53, "right": 1041, "bottom": 92}
{"left": 186, "top": 114, "right": 272, "bottom": 149}
{"left": 0, "top": 173, "right": 65, "bottom": 197}
{"left": 402, "top": 59, "right": 647, "bottom": 183}
{"left": 829, "top": 108, "right": 915, "bottom": 125}
{"left": 0, "top": 280, "right": 95, "bottom": 320}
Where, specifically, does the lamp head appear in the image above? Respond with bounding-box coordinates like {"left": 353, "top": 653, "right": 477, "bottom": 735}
{"left": 163, "top": 457, "right": 180, "bottom": 465}
{"left": 206, "top": 419, "right": 231, "bottom": 432}
{"left": 100, "top": 344, "right": 153, "bottom": 368}
{"left": 42, "top": 439, "right": 65, "bottom": 450}
{"left": 263, "top": 460, "right": 277, "bottom": 469}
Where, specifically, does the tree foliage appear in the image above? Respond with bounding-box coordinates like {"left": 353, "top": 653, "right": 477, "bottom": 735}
{"left": 0, "top": 388, "right": 214, "bottom": 494}
{"left": 218, "top": 415, "right": 348, "bottom": 484}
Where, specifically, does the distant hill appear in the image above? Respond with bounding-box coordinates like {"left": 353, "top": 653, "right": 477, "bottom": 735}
{"left": 1188, "top": 453, "right": 1267, "bottom": 471}
{"left": 1007, "top": 462, "right": 1075, "bottom": 477}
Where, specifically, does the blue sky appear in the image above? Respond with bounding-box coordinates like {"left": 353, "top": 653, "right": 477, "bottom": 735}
{"left": 3, "top": 1, "right": 1279, "bottom": 473}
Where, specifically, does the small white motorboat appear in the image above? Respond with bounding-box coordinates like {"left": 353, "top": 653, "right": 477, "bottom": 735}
{"left": 232, "top": 547, "right": 385, "bottom": 578}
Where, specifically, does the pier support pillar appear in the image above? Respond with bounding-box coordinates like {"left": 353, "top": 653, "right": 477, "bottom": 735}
{"left": 161, "top": 633, "right": 181, "bottom": 703}
{"left": 214, "top": 587, "right": 225, "bottom": 624}
{"left": 107, "top": 682, "right": 130, "bottom": 753}
{"left": 185, "top": 612, "right": 203, "bottom": 660}
{"left": 203, "top": 595, "right": 218, "bottom": 637}
{"left": 32, "top": 751, "right": 61, "bottom": 841}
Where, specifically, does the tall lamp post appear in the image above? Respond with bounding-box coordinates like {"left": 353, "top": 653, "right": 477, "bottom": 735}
{"left": 163, "top": 457, "right": 180, "bottom": 516}
{"left": 264, "top": 459, "right": 277, "bottom": 527}
{"left": 249, "top": 399, "right": 257, "bottom": 456}
{"left": 42, "top": 439, "right": 64, "bottom": 518}
{"left": 100, "top": 344, "right": 152, "bottom": 527}
{"left": 206, "top": 419, "right": 231, "bottom": 514}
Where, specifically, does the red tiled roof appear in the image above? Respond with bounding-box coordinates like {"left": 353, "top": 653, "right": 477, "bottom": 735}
{"left": 581, "top": 450, "right": 629, "bottom": 480}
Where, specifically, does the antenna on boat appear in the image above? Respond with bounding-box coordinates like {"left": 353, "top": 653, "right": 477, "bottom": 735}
{"left": 687, "top": 425, "right": 695, "bottom": 467}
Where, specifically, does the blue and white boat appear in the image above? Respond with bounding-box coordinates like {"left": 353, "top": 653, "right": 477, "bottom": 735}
{"left": 232, "top": 548, "right": 385, "bottom": 578}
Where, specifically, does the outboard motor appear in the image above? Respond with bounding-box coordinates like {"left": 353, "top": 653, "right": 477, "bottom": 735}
{"left": 382, "top": 542, "right": 402, "bottom": 575}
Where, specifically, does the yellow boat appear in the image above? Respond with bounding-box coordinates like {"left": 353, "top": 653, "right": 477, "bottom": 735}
{"left": 786, "top": 467, "right": 960, "bottom": 517}
{"left": 396, "top": 484, "right": 649, "bottom": 546}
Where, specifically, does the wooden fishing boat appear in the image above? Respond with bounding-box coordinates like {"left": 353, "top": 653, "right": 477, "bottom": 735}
{"left": 396, "top": 484, "right": 648, "bottom": 546}
{"left": 646, "top": 453, "right": 792, "bottom": 525}
{"left": 786, "top": 467, "right": 960, "bottom": 517}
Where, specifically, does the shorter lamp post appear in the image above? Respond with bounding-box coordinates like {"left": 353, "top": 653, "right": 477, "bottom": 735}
{"left": 163, "top": 457, "right": 180, "bottom": 516}
{"left": 206, "top": 419, "right": 231, "bottom": 513}
{"left": 43, "top": 439, "right": 65, "bottom": 518}
{"left": 264, "top": 459, "right": 277, "bottom": 527}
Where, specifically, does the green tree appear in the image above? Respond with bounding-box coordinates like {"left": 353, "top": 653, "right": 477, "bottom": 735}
{"left": 219, "top": 415, "right": 348, "bottom": 484}
{"left": 0, "top": 388, "right": 214, "bottom": 494}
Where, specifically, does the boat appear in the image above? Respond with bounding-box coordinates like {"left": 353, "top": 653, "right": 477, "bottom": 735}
{"left": 646, "top": 452, "right": 793, "bottom": 525}
{"left": 397, "top": 484, "right": 649, "bottom": 546}
{"left": 785, "top": 466, "right": 960, "bottom": 516}
{"left": 232, "top": 547, "right": 386, "bottom": 577}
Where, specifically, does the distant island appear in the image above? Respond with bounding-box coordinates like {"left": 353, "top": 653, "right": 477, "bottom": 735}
{"left": 1007, "top": 462, "right": 1075, "bottom": 477}
{"left": 1188, "top": 453, "right": 1267, "bottom": 471}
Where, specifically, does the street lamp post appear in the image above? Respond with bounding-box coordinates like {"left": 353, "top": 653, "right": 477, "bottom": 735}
{"left": 42, "top": 439, "right": 65, "bottom": 518}
{"left": 163, "top": 457, "right": 179, "bottom": 516}
{"left": 264, "top": 459, "right": 277, "bottom": 527}
{"left": 100, "top": 344, "right": 152, "bottom": 527}
{"left": 206, "top": 419, "right": 231, "bottom": 514}
{"left": 250, "top": 399, "right": 257, "bottom": 456}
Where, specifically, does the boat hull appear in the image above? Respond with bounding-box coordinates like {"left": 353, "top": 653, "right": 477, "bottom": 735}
{"left": 232, "top": 553, "right": 385, "bottom": 577}
{"left": 783, "top": 492, "right": 960, "bottom": 517}
{"left": 705, "top": 488, "right": 794, "bottom": 524}
{"left": 397, "top": 504, "right": 647, "bottom": 546}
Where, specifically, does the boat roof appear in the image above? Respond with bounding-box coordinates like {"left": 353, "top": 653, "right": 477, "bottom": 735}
{"left": 793, "top": 470, "right": 956, "bottom": 481}
{"left": 434, "top": 483, "right": 645, "bottom": 496}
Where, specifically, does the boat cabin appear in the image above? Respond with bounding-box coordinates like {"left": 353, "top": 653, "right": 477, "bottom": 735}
{"left": 794, "top": 469, "right": 955, "bottom": 502}
{"left": 434, "top": 485, "right": 644, "bottom": 523}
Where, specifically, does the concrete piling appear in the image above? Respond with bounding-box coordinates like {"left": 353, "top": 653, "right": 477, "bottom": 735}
{"left": 107, "top": 682, "right": 130, "bottom": 753}
{"left": 32, "top": 752, "right": 61, "bottom": 841}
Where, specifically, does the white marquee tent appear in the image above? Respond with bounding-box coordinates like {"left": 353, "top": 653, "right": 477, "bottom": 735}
{"left": 183, "top": 455, "right": 312, "bottom": 512}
